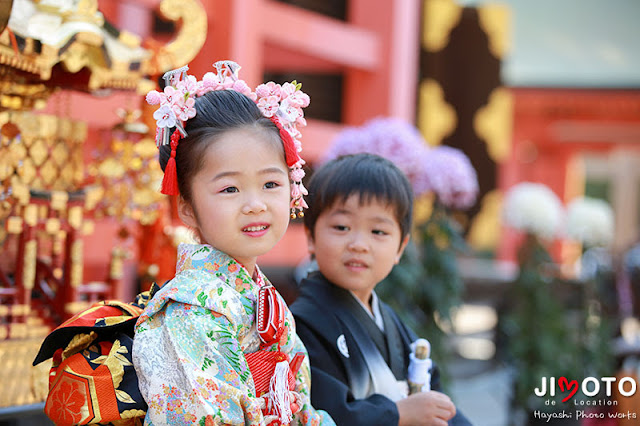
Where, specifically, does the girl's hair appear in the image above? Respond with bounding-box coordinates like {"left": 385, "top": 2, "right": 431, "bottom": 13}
{"left": 304, "top": 153, "right": 414, "bottom": 239}
{"left": 158, "top": 89, "right": 282, "bottom": 204}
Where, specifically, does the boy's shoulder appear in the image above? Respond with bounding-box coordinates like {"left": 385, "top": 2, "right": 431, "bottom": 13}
{"left": 290, "top": 273, "right": 345, "bottom": 334}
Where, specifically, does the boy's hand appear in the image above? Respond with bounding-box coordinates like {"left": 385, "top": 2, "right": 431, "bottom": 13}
{"left": 396, "top": 390, "right": 457, "bottom": 426}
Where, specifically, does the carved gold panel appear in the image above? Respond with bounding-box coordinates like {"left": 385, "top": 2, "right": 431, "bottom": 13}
{"left": 45, "top": 218, "right": 61, "bottom": 235}
{"left": 473, "top": 87, "right": 513, "bottom": 163}
{"left": 28, "top": 139, "right": 48, "bottom": 167}
{"left": 477, "top": 4, "right": 511, "bottom": 59}
{"left": 30, "top": 176, "right": 43, "bottom": 189}
{"left": 50, "top": 191, "right": 68, "bottom": 211}
{"left": 23, "top": 240, "right": 37, "bottom": 290}
{"left": 68, "top": 206, "right": 83, "bottom": 230}
{"left": 422, "top": 0, "right": 462, "bottom": 52}
{"left": 39, "top": 159, "right": 58, "bottom": 187}
{"left": 0, "top": 153, "right": 11, "bottom": 180}
{"left": 71, "top": 240, "right": 83, "bottom": 288}
{"left": 10, "top": 142, "right": 26, "bottom": 167}
{"left": 23, "top": 204, "right": 37, "bottom": 227}
{"left": 51, "top": 143, "right": 69, "bottom": 166}
{"left": 58, "top": 167, "right": 73, "bottom": 188}
{"left": 468, "top": 190, "right": 503, "bottom": 251}
{"left": 418, "top": 79, "right": 457, "bottom": 146}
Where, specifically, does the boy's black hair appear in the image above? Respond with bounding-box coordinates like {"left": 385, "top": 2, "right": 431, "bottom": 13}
{"left": 304, "top": 153, "right": 414, "bottom": 239}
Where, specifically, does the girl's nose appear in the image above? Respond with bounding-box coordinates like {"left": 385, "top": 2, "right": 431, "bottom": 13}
{"left": 241, "top": 194, "right": 267, "bottom": 214}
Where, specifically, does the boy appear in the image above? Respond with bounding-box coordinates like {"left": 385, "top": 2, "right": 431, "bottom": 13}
{"left": 291, "top": 153, "right": 471, "bottom": 426}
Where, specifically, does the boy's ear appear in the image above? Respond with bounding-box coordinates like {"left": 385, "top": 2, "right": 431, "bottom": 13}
{"left": 304, "top": 227, "right": 315, "bottom": 255}
{"left": 177, "top": 197, "right": 198, "bottom": 229}
{"left": 395, "top": 234, "right": 410, "bottom": 264}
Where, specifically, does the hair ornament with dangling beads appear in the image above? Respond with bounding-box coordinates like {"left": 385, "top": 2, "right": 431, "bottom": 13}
{"left": 145, "top": 61, "right": 310, "bottom": 218}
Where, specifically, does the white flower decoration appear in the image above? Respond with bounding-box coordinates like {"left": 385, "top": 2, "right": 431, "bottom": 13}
{"left": 502, "top": 182, "right": 565, "bottom": 240}
{"left": 566, "top": 197, "right": 614, "bottom": 247}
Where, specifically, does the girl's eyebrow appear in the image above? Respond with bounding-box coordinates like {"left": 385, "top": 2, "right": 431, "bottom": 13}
{"left": 212, "top": 167, "right": 287, "bottom": 181}
{"left": 259, "top": 167, "right": 288, "bottom": 176}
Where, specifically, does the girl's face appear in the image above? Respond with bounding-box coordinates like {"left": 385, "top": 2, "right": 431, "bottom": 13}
{"left": 178, "top": 127, "right": 291, "bottom": 275}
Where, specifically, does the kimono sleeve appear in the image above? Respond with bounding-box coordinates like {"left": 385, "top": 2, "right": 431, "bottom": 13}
{"left": 134, "top": 302, "right": 264, "bottom": 425}
{"left": 287, "top": 331, "right": 337, "bottom": 426}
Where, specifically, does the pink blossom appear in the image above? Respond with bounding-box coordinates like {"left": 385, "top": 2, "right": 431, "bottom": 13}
{"left": 153, "top": 105, "right": 177, "bottom": 128}
{"left": 232, "top": 80, "right": 254, "bottom": 98}
{"left": 217, "top": 76, "right": 234, "bottom": 90}
{"left": 197, "top": 72, "right": 218, "bottom": 96}
{"left": 176, "top": 75, "right": 198, "bottom": 95}
{"left": 288, "top": 91, "right": 310, "bottom": 108}
{"left": 255, "top": 82, "right": 282, "bottom": 100}
{"left": 415, "top": 146, "right": 478, "bottom": 209}
{"left": 257, "top": 96, "right": 279, "bottom": 117}
{"left": 146, "top": 90, "right": 163, "bottom": 105}
{"left": 290, "top": 168, "right": 305, "bottom": 182}
{"left": 163, "top": 86, "right": 179, "bottom": 105}
{"left": 278, "top": 99, "right": 303, "bottom": 123}
{"left": 280, "top": 82, "right": 296, "bottom": 98}
{"left": 172, "top": 96, "right": 196, "bottom": 121}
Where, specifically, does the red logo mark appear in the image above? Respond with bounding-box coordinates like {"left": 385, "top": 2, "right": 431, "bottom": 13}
{"left": 558, "top": 377, "right": 579, "bottom": 402}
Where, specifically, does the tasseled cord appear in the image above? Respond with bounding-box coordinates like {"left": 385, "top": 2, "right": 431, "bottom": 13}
{"left": 269, "top": 116, "right": 300, "bottom": 167}
{"left": 161, "top": 130, "right": 182, "bottom": 196}
{"left": 269, "top": 359, "right": 293, "bottom": 424}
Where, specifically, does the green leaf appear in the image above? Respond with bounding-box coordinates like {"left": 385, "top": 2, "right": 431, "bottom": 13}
{"left": 197, "top": 291, "right": 208, "bottom": 306}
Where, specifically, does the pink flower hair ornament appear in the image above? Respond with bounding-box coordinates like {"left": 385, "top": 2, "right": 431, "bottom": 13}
{"left": 146, "top": 60, "right": 310, "bottom": 218}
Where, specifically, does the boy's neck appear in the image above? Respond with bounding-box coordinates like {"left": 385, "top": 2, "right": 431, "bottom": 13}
{"left": 350, "top": 289, "right": 374, "bottom": 314}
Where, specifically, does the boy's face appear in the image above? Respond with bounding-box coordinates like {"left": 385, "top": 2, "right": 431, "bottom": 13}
{"left": 307, "top": 194, "right": 409, "bottom": 306}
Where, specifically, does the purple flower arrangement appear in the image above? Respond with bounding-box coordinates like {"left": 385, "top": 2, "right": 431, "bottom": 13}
{"left": 324, "top": 117, "right": 479, "bottom": 210}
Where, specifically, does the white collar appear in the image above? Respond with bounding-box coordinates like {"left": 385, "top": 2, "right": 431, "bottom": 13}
{"left": 350, "top": 290, "right": 385, "bottom": 331}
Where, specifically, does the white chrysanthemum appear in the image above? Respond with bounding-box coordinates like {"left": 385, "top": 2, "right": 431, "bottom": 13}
{"left": 502, "top": 182, "right": 564, "bottom": 240}
{"left": 566, "top": 197, "right": 614, "bottom": 247}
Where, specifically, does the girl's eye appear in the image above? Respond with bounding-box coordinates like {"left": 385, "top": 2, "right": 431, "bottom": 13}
{"left": 372, "top": 229, "right": 388, "bottom": 236}
{"left": 264, "top": 181, "right": 279, "bottom": 189}
{"left": 221, "top": 186, "right": 239, "bottom": 193}
{"left": 333, "top": 225, "right": 349, "bottom": 232}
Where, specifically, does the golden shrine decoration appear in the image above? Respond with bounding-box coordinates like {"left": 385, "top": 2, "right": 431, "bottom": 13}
{"left": 422, "top": 0, "right": 462, "bottom": 52}
{"left": 91, "top": 108, "right": 165, "bottom": 226}
{"left": 473, "top": 86, "right": 513, "bottom": 162}
{"left": 476, "top": 4, "right": 511, "bottom": 59}
{"left": 418, "top": 78, "right": 457, "bottom": 146}
{"left": 0, "top": 110, "right": 85, "bottom": 192}
{"left": 0, "top": 0, "right": 207, "bottom": 110}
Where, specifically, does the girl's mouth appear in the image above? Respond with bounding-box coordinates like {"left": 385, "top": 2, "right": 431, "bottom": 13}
{"left": 242, "top": 224, "right": 269, "bottom": 237}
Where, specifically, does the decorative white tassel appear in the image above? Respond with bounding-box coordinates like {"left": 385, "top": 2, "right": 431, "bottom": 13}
{"left": 269, "top": 360, "right": 292, "bottom": 424}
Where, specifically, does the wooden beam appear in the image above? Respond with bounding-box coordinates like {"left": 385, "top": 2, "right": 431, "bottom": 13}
{"left": 259, "top": 0, "right": 380, "bottom": 71}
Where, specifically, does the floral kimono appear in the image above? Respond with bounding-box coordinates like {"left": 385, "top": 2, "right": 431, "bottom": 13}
{"left": 132, "top": 244, "right": 334, "bottom": 426}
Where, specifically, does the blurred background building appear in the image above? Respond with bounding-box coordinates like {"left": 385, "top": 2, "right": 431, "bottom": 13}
{"left": 0, "top": 0, "right": 638, "bottom": 425}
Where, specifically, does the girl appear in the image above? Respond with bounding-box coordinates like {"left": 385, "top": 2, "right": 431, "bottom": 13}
{"left": 133, "top": 61, "right": 334, "bottom": 426}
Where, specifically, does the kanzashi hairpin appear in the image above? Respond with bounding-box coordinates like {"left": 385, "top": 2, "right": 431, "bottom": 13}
{"left": 146, "top": 60, "right": 310, "bottom": 217}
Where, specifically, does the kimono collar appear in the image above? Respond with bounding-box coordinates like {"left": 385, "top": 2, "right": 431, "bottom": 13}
{"left": 175, "top": 243, "right": 266, "bottom": 286}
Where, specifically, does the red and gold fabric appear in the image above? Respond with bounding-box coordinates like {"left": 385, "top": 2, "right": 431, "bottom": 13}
{"left": 34, "top": 288, "right": 157, "bottom": 425}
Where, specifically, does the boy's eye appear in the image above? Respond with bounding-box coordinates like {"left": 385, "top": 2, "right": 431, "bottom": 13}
{"left": 221, "top": 186, "right": 239, "bottom": 193}
{"left": 333, "top": 225, "right": 349, "bottom": 231}
{"left": 372, "top": 229, "right": 388, "bottom": 236}
{"left": 264, "top": 181, "right": 279, "bottom": 189}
